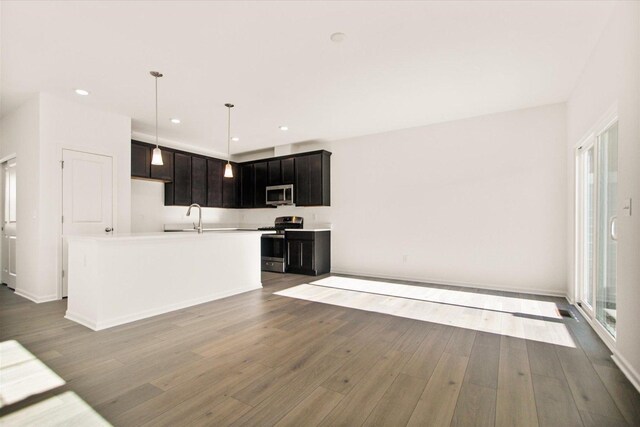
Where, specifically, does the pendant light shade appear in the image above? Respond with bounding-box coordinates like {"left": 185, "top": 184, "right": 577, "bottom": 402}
{"left": 224, "top": 162, "right": 233, "bottom": 178}
{"left": 150, "top": 71, "right": 164, "bottom": 166}
{"left": 151, "top": 146, "right": 163, "bottom": 165}
{"left": 224, "top": 103, "right": 234, "bottom": 178}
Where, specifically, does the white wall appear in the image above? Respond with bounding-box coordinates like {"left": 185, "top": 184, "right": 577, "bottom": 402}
{"left": 131, "top": 179, "right": 240, "bottom": 232}
{"left": 239, "top": 103, "right": 568, "bottom": 295}
{"left": 567, "top": 2, "right": 640, "bottom": 389}
{"left": 0, "top": 96, "right": 43, "bottom": 301}
{"left": 0, "top": 93, "right": 131, "bottom": 301}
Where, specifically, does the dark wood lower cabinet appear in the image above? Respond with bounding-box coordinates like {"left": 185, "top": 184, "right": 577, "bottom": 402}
{"left": 285, "top": 231, "right": 330, "bottom": 276}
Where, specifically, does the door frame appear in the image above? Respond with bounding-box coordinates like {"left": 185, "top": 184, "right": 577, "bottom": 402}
{"left": 0, "top": 154, "right": 17, "bottom": 290}
{"left": 59, "top": 147, "right": 116, "bottom": 298}
{"left": 574, "top": 105, "right": 618, "bottom": 351}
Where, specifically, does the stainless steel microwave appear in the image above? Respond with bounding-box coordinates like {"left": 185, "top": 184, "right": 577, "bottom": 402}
{"left": 266, "top": 184, "right": 294, "bottom": 206}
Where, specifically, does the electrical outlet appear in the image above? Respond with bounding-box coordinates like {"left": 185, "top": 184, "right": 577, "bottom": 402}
{"left": 402, "top": 255, "right": 408, "bottom": 263}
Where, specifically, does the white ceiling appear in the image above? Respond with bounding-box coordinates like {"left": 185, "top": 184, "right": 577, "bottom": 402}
{"left": 1, "top": 1, "right": 615, "bottom": 155}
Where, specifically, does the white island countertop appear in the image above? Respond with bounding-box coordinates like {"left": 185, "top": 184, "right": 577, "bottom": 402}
{"left": 65, "top": 229, "right": 271, "bottom": 242}
{"left": 65, "top": 228, "right": 266, "bottom": 331}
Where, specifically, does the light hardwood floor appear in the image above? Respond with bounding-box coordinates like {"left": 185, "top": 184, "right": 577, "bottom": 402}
{"left": 0, "top": 272, "right": 639, "bottom": 426}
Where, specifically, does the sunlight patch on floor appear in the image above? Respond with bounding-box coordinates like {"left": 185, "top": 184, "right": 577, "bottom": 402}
{"left": 0, "top": 340, "right": 66, "bottom": 407}
{"left": 276, "top": 277, "right": 576, "bottom": 348}
{"left": 0, "top": 391, "right": 111, "bottom": 426}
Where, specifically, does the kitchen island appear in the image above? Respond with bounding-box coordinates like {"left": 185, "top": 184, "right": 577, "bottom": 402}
{"left": 65, "top": 230, "right": 267, "bottom": 331}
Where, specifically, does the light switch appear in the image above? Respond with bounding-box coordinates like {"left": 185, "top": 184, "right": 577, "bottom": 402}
{"left": 623, "top": 198, "right": 632, "bottom": 216}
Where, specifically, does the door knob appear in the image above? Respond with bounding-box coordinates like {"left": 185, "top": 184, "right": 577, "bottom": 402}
{"left": 105, "top": 227, "right": 113, "bottom": 233}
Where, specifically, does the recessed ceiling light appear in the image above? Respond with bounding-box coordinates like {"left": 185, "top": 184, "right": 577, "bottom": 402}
{"left": 279, "top": 126, "right": 289, "bottom": 131}
{"left": 330, "top": 32, "right": 346, "bottom": 43}
{"left": 231, "top": 137, "right": 240, "bottom": 142}
{"left": 170, "top": 118, "right": 181, "bottom": 124}
{"left": 74, "top": 89, "right": 90, "bottom": 96}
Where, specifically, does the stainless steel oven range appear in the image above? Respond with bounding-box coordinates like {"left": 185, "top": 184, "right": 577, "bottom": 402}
{"left": 258, "top": 216, "right": 303, "bottom": 273}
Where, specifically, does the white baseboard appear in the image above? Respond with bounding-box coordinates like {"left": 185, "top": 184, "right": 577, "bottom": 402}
{"left": 330, "top": 269, "right": 567, "bottom": 298}
{"left": 14, "top": 288, "right": 59, "bottom": 304}
{"left": 612, "top": 352, "right": 640, "bottom": 394}
{"left": 65, "top": 283, "right": 262, "bottom": 331}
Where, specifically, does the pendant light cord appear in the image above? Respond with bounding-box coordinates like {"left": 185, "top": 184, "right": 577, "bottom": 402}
{"left": 227, "top": 105, "right": 231, "bottom": 164}
{"left": 155, "top": 75, "right": 159, "bottom": 148}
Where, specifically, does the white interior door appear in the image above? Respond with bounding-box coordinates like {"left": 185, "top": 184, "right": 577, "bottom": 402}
{"left": 62, "top": 150, "right": 113, "bottom": 297}
{"left": 2, "top": 159, "right": 17, "bottom": 289}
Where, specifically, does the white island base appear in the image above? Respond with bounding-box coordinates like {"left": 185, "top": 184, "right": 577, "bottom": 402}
{"left": 65, "top": 231, "right": 265, "bottom": 331}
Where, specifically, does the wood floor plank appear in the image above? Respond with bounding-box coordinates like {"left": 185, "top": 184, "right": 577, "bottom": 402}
{"left": 363, "top": 373, "right": 427, "bottom": 427}
{"left": 319, "top": 350, "right": 410, "bottom": 427}
{"left": 556, "top": 344, "right": 625, "bottom": 421}
{"left": 451, "top": 383, "right": 496, "bottom": 427}
{"left": 274, "top": 386, "right": 344, "bottom": 427}
{"left": 407, "top": 351, "right": 469, "bottom": 427}
{"left": 531, "top": 373, "right": 583, "bottom": 427}
{"left": 495, "top": 337, "right": 539, "bottom": 427}
{"left": 401, "top": 323, "right": 454, "bottom": 379}
{"left": 463, "top": 332, "right": 500, "bottom": 389}
{"left": 593, "top": 363, "right": 640, "bottom": 425}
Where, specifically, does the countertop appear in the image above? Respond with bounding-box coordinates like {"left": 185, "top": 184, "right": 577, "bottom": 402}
{"left": 65, "top": 229, "right": 273, "bottom": 242}
{"left": 163, "top": 223, "right": 332, "bottom": 233}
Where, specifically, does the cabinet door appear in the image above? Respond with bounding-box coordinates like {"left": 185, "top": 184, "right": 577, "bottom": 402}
{"left": 222, "top": 163, "right": 239, "bottom": 208}
{"left": 240, "top": 164, "right": 254, "bottom": 208}
{"left": 254, "top": 161, "right": 268, "bottom": 207}
{"left": 267, "top": 160, "right": 281, "bottom": 186}
{"left": 207, "top": 159, "right": 223, "bottom": 207}
{"left": 281, "top": 158, "right": 295, "bottom": 185}
{"left": 287, "top": 240, "right": 302, "bottom": 270}
{"left": 294, "top": 155, "right": 310, "bottom": 206}
{"left": 301, "top": 241, "right": 315, "bottom": 271}
{"left": 307, "top": 153, "right": 323, "bottom": 206}
{"left": 131, "top": 142, "right": 150, "bottom": 178}
{"left": 191, "top": 156, "right": 207, "bottom": 206}
{"left": 173, "top": 153, "right": 192, "bottom": 206}
{"left": 150, "top": 149, "right": 174, "bottom": 181}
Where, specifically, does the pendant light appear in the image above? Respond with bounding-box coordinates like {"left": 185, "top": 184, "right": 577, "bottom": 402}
{"left": 224, "top": 103, "right": 234, "bottom": 178}
{"left": 150, "top": 71, "right": 164, "bottom": 166}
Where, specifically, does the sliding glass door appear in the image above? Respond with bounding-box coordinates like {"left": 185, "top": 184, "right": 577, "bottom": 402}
{"left": 577, "top": 120, "right": 618, "bottom": 339}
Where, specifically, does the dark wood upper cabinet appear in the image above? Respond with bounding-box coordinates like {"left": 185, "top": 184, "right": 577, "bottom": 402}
{"left": 295, "top": 152, "right": 330, "bottom": 206}
{"left": 206, "top": 159, "right": 224, "bottom": 207}
{"left": 150, "top": 149, "right": 174, "bottom": 182}
{"left": 254, "top": 161, "right": 268, "bottom": 208}
{"left": 173, "top": 153, "right": 192, "bottom": 206}
{"left": 222, "top": 163, "right": 240, "bottom": 208}
{"left": 131, "top": 141, "right": 150, "bottom": 178}
{"left": 191, "top": 156, "right": 207, "bottom": 206}
{"left": 281, "top": 158, "right": 295, "bottom": 185}
{"left": 294, "top": 155, "right": 310, "bottom": 206}
{"left": 132, "top": 139, "right": 330, "bottom": 209}
{"left": 267, "top": 160, "right": 281, "bottom": 186}
{"left": 240, "top": 164, "right": 255, "bottom": 208}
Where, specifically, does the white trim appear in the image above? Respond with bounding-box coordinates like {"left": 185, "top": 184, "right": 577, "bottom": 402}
{"left": 330, "top": 269, "right": 567, "bottom": 298}
{"left": 65, "top": 283, "right": 262, "bottom": 331}
{"left": 611, "top": 352, "right": 640, "bottom": 394}
{"left": 14, "top": 288, "right": 58, "bottom": 304}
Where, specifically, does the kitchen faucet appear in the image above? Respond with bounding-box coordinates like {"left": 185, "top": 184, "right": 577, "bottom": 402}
{"left": 186, "top": 204, "right": 203, "bottom": 234}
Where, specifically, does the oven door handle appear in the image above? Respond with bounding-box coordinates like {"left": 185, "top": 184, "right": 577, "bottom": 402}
{"left": 262, "top": 234, "right": 285, "bottom": 239}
